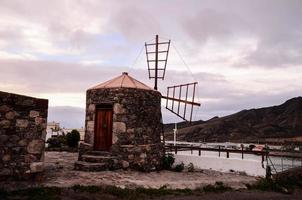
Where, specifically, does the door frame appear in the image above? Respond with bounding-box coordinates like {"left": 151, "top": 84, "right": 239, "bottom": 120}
{"left": 94, "top": 104, "right": 113, "bottom": 151}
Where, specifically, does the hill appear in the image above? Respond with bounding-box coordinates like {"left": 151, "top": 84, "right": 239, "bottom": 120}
{"left": 164, "top": 97, "right": 302, "bottom": 142}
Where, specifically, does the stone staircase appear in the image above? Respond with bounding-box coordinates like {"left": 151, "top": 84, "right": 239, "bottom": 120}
{"left": 74, "top": 151, "right": 123, "bottom": 171}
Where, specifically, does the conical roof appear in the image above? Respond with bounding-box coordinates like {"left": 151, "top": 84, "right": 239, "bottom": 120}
{"left": 89, "top": 72, "right": 154, "bottom": 91}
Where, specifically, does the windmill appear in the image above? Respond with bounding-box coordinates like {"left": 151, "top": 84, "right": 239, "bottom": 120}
{"left": 145, "top": 35, "right": 201, "bottom": 122}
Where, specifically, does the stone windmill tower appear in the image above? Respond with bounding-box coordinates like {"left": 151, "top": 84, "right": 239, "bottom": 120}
{"left": 76, "top": 35, "right": 200, "bottom": 172}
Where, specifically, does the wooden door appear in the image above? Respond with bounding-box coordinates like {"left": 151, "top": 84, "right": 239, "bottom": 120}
{"left": 94, "top": 109, "right": 113, "bottom": 151}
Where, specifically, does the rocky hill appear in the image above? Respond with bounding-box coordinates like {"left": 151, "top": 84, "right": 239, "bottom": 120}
{"left": 164, "top": 97, "right": 302, "bottom": 142}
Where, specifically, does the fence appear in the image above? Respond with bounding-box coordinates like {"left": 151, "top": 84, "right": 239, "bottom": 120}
{"left": 165, "top": 143, "right": 302, "bottom": 174}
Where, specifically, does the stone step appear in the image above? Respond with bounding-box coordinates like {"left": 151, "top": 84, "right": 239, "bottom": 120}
{"left": 86, "top": 151, "right": 113, "bottom": 156}
{"left": 82, "top": 155, "right": 119, "bottom": 163}
{"left": 74, "top": 161, "right": 108, "bottom": 171}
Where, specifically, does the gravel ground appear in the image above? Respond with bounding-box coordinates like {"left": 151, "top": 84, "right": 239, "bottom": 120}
{"left": 2, "top": 152, "right": 302, "bottom": 199}
{"left": 1, "top": 151, "right": 257, "bottom": 190}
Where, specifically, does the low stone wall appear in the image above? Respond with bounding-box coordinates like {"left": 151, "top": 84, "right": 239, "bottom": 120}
{"left": 0, "top": 91, "right": 48, "bottom": 179}
{"left": 118, "top": 144, "right": 164, "bottom": 171}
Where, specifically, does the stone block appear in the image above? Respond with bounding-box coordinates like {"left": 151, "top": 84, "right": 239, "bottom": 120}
{"left": 114, "top": 103, "right": 126, "bottom": 114}
{"left": 18, "top": 139, "right": 28, "bottom": 146}
{"left": 0, "top": 135, "right": 9, "bottom": 144}
{"left": 0, "top": 105, "right": 10, "bottom": 113}
{"left": 2, "top": 154, "right": 11, "bottom": 162}
{"left": 25, "top": 154, "right": 37, "bottom": 163}
{"left": 9, "top": 135, "right": 20, "bottom": 143}
{"left": 121, "top": 160, "right": 129, "bottom": 169}
{"left": 16, "top": 119, "right": 29, "bottom": 128}
{"left": 0, "top": 168, "right": 11, "bottom": 176}
{"left": 0, "top": 120, "right": 10, "bottom": 128}
{"left": 35, "top": 117, "right": 44, "bottom": 125}
{"left": 5, "top": 111, "right": 16, "bottom": 120}
{"left": 27, "top": 139, "right": 44, "bottom": 154}
{"left": 30, "top": 162, "right": 44, "bottom": 173}
{"left": 113, "top": 122, "right": 126, "bottom": 134}
{"left": 88, "top": 104, "right": 95, "bottom": 113}
{"left": 29, "top": 110, "right": 39, "bottom": 118}
{"left": 87, "top": 121, "right": 94, "bottom": 132}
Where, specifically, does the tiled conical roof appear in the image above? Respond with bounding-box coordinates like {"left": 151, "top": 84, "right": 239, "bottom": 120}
{"left": 89, "top": 72, "right": 154, "bottom": 91}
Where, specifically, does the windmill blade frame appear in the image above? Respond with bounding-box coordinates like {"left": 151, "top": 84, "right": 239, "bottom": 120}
{"left": 162, "top": 82, "right": 200, "bottom": 122}
{"left": 144, "top": 35, "right": 201, "bottom": 122}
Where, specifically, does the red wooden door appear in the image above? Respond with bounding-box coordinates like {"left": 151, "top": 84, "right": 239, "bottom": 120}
{"left": 94, "top": 109, "right": 113, "bottom": 151}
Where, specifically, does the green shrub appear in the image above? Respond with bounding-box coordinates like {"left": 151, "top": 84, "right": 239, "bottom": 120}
{"left": 174, "top": 162, "right": 184, "bottom": 172}
{"left": 187, "top": 162, "right": 194, "bottom": 172}
{"left": 47, "top": 135, "right": 66, "bottom": 148}
{"left": 66, "top": 130, "right": 80, "bottom": 148}
{"left": 162, "top": 153, "right": 175, "bottom": 170}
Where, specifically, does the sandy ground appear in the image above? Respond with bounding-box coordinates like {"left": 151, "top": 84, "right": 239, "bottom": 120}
{"left": 1, "top": 152, "right": 258, "bottom": 191}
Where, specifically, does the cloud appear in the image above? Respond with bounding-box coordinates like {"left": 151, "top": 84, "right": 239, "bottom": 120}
{"left": 0, "top": 0, "right": 302, "bottom": 126}
{"left": 48, "top": 106, "right": 85, "bottom": 128}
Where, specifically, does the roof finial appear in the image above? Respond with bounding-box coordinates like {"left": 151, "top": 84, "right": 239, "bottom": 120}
{"left": 122, "top": 72, "right": 128, "bottom": 75}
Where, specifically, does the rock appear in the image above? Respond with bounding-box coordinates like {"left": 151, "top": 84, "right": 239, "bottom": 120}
{"left": 29, "top": 110, "right": 39, "bottom": 118}
{"left": 0, "top": 105, "right": 10, "bottom": 112}
{"left": 127, "top": 128, "right": 134, "bottom": 134}
{"left": 9, "top": 135, "right": 20, "bottom": 143}
{"left": 5, "top": 111, "right": 16, "bottom": 119}
{"left": 88, "top": 104, "right": 95, "bottom": 112}
{"left": 114, "top": 103, "right": 126, "bottom": 114}
{"left": 0, "top": 168, "right": 11, "bottom": 176}
{"left": 18, "top": 139, "right": 28, "bottom": 146}
{"left": 121, "top": 160, "right": 129, "bottom": 169}
{"left": 113, "top": 122, "right": 126, "bottom": 134}
{"left": 140, "top": 153, "right": 147, "bottom": 158}
{"left": 0, "top": 135, "right": 9, "bottom": 143}
{"left": 35, "top": 117, "right": 44, "bottom": 125}
{"left": 2, "top": 154, "right": 11, "bottom": 162}
{"left": 25, "top": 154, "right": 37, "bottom": 163}
{"left": 30, "top": 162, "right": 44, "bottom": 173}
{"left": 27, "top": 139, "right": 44, "bottom": 154}
{"left": 87, "top": 121, "right": 94, "bottom": 132}
{"left": 16, "top": 119, "right": 29, "bottom": 128}
{"left": 0, "top": 120, "right": 10, "bottom": 128}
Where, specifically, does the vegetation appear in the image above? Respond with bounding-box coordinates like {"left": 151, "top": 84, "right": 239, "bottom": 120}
{"left": 46, "top": 129, "right": 80, "bottom": 149}
{"left": 162, "top": 153, "right": 175, "bottom": 170}
{"left": 46, "top": 135, "right": 66, "bottom": 148}
{"left": 187, "top": 162, "right": 195, "bottom": 172}
{"left": 0, "top": 183, "right": 234, "bottom": 200}
{"left": 246, "top": 176, "right": 302, "bottom": 194}
{"left": 174, "top": 162, "right": 185, "bottom": 172}
{"left": 66, "top": 129, "right": 80, "bottom": 147}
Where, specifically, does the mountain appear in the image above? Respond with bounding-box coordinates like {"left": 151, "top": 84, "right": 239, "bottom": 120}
{"left": 164, "top": 97, "right": 302, "bottom": 142}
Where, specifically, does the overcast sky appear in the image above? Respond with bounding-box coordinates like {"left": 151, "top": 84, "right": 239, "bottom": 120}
{"left": 0, "top": 0, "right": 301, "bottom": 128}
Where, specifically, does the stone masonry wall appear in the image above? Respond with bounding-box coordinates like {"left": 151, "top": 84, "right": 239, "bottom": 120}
{"left": 0, "top": 91, "right": 48, "bottom": 179}
{"left": 82, "top": 88, "right": 164, "bottom": 171}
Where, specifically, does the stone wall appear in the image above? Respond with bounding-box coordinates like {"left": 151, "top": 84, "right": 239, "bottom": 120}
{"left": 81, "top": 88, "right": 164, "bottom": 171}
{"left": 0, "top": 91, "right": 48, "bottom": 179}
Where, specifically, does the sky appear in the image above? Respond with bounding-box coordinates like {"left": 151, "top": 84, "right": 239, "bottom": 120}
{"left": 0, "top": 0, "right": 301, "bottom": 128}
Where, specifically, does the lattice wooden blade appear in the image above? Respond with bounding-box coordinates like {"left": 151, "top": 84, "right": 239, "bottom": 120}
{"left": 162, "top": 82, "right": 200, "bottom": 122}
{"left": 145, "top": 35, "right": 170, "bottom": 90}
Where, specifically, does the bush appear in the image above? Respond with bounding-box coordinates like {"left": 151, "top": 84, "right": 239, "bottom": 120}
{"left": 66, "top": 129, "right": 80, "bottom": 148}
{"left": 174, "top": 162, "right": 184, "bottom": 172}
{"left": 162, "top": 153, "right": 175, "bottom": 170}
{"left": 47, "top": 135, "right": 66, "bottom": 148}
{"left": 187, "top": 163, "right": 194, "bottom": 172}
